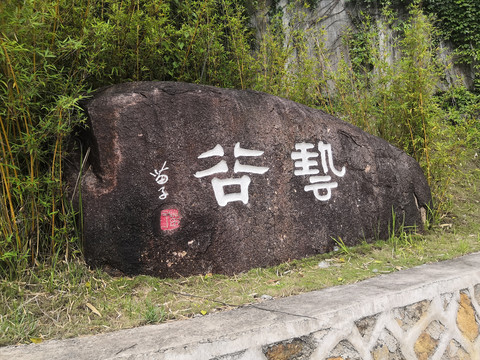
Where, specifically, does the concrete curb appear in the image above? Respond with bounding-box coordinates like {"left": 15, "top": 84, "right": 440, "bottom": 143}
{"left": 2, "top": 252, "right": 480, "bottom": 359}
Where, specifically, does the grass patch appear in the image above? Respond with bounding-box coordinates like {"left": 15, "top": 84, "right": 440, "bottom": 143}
{"left": 1, "top": 151, "right": 478, "bottom": 347}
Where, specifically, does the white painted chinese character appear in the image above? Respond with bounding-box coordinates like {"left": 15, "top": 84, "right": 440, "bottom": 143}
{"left": 317, "top": 141, "right": 346, "bottom": 177}
{"left": 291, "top": 141, "right": 346, "bottom": 201}
{"left": 150, "top": 161, "right": 169, "bottom": 184}
{"left": 194, "top": 143, "right": 269, "bottom": 206}
{"left": 291, "top": 142, "right": 320, "bottom": 176}
{"left": 150, "top": 161, "right": 169, "bottom": 200}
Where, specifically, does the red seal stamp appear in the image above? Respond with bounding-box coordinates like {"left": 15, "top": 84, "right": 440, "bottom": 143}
{"left": 160, "top": 209, "right": 180, "bottom": 231}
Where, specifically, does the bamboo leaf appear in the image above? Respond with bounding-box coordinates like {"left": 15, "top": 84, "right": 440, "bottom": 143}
{"left": 86, "top": 302, "right": 102, "bottom": 317}
{"left": 30, "top": 337, "right": 43, "bottom": 344}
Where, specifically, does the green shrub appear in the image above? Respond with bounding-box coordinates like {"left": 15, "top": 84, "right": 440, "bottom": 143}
{"left": 326, "top": 4, "right": 460, "bottom": 213}
{"left": 246, "top": 1, "right": 328, "bottom": 106}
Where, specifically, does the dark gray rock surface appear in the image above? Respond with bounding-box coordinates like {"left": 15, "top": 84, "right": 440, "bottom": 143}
{"left": 75, "top": 81, "right": 431, "bottom": 277}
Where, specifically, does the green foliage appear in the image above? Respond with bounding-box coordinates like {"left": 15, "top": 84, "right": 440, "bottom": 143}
{"left": 61, "top": 0, "right": 254, "bottom": 88}
{"left": 333, "top": 2, "right": 479, "bottom": 215}
{"left": 255, "top": 1, "right": 455, "bottom": 203}
{"left": 0, "top": 1, "right": 88, "bottom": 278}
{"left": 347, "top": 0, "right": 480, "bottom": 88}
{"left": 327, "top": 4, "right": 462, "bottom": 213}
{"left": 424, "top": 0, "right": 480, "bottom": 87}
{"left": 143, "top": 300, "right": 166, "bottom": 324}
{"left": 332, "top": 237, "right": 351, "bottom": 256}
{"left": 246, "top": 1, "right": 330, "bottom": 106}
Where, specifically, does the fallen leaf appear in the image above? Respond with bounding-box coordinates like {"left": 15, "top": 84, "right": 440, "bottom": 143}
{"left": 30, "top": 337, "right": 43, "bottom": 344}
{"left": 266, "top": 279, "right": 280, "bottom": 284}
{"left": 200, "top": 310, "right": 207, "bottom": 315}
{"left": 86, "top": 302, "right": 102, "bottom": 317}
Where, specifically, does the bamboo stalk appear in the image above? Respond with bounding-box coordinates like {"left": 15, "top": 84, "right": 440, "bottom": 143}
{"left": 0, "top": 138, "right": 21, "bottom": 251}
{"left": 50, "top": 109, "right": 63, "bottom": 253}
{"left": 51, "top": 0, "right": 61, "bottom": 47}
{"left": 2, "top": 38, "right": 36, "bottom": 186}
{"left": 222, "top": 0, "right": 244, "bottom": 89}
{"left": 419, "top": 92, "right": 431, "bottom": 184}
{"left": 404, "top": 108, "right": 417, "bottom": 160}
{"left": 0, "top": 167, "right": 13, "bottom": 236}
{"left": 180, "top": 0, "right": 209, "bottom": 79}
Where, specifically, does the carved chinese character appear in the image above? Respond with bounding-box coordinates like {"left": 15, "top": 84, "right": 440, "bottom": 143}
{"left": 194, "top": 143, "right": 269, "bottom": 206}
{"left": 291, "top": 141, "right": 346, "bottom": 201}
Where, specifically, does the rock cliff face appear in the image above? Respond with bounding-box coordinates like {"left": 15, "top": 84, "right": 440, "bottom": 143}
{"left": 77, "top": 81, "right": 431, "bottom": 277}
{"left": 254, "top": 0, "right": 474, "bottom": 89}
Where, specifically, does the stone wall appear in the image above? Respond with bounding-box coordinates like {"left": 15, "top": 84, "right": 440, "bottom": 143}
{"left": 254, "top": 0, "right": 475, "bottom": 90}
{"left": 261, "top": 287, "right": 480, "bottom": 359}
{"left": 3, "top": 253, "right": 480, "bottom": 360}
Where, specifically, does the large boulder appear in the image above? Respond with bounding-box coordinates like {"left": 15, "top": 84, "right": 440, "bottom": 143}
{"left": 75, "top": 81, "right": 431, "bottom": 277}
